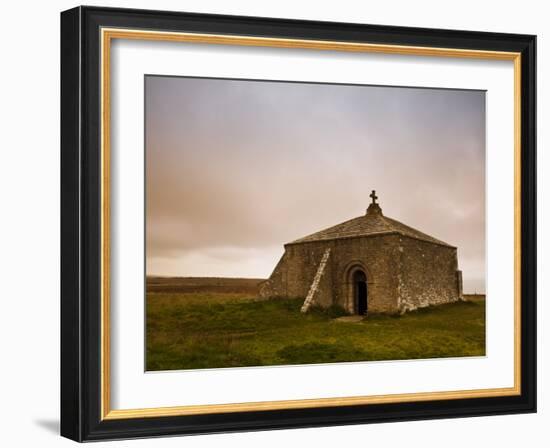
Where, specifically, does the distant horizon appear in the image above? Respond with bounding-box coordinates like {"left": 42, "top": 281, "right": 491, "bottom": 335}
{"left": 147, "top": 274, "right": 266, "bottom": 280}
{"left": 146, "top": 76, "right": 486, "bottom": 293}
{"left": 144, "top": 275, "right": 484, "bottom": 295}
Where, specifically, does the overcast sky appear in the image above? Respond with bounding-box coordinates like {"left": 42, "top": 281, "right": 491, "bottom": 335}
{"left": 145, "top": 76, "right": 486, "bottom": 293}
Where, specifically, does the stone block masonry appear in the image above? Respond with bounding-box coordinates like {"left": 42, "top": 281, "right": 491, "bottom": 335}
{"left": 260, "top": 192, "right": 463, "bottom": 315}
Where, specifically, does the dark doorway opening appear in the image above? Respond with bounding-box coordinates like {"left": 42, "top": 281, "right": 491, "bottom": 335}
{"left": 353, "top": 270, "right": 368, "bottom": 315}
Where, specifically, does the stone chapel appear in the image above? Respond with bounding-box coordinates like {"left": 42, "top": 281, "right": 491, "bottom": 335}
{"left": 259, "top": 191, "right": 463, "bottom": 314}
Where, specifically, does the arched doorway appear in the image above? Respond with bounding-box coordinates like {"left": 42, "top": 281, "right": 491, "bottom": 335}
{"left": 353, "top": 270, "right": 368, "bottom": 315}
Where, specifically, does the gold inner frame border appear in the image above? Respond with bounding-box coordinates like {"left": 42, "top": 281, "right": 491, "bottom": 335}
{"left": 99, "top": 27, "right": 522, "bottom": 420}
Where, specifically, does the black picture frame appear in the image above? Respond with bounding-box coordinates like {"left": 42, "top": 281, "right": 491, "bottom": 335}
{"left": 61, "top": 5, "right": 536, "bottom": 442}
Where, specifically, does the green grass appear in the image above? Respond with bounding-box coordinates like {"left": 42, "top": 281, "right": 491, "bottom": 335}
{"left": 146, "top": 293, "right": 485, "bottom": 371}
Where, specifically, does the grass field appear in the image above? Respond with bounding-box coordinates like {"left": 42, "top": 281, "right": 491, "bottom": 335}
{"left": 146, "top": 278, "right": 486, "bottom": 371}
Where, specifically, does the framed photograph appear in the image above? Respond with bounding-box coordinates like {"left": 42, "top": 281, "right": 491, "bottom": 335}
{"left": 60, "top": 6, "right": 536, "bottom": 442}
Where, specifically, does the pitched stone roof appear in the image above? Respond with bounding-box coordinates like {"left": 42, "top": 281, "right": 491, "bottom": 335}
{"left": 288, "top": 202, "right": 454, "bottom": 248}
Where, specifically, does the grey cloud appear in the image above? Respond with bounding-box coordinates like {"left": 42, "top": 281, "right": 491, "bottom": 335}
{"left": 146, "top": 76, "right": 485, "bottom": 292}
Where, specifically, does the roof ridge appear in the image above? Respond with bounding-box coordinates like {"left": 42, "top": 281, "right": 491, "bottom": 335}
{"left": 377, "top": 213, "right": 396, "bottom": 232}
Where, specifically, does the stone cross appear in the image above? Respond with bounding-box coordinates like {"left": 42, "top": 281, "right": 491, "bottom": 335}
{"left": 370, "top": 190, "right": 378, "bottom": 204}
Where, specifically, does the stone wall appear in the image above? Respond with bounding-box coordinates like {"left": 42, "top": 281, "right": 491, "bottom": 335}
{"left": 396, "top": 236, "right": 461, "bottom": 313}
{"left": 260, "top": 234, "right": 402, "bottom": 313}
{"left": 258, "top": 251, "right": 290, "bottom": 298}
{"left": 329, "top": 235, "right": 400, "bottom": 313}
{"left": 260, "top": 232, "right": 463, "bottom": 315}
{"left": 312, "top": 256, "right": 334, "bottom": 309}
